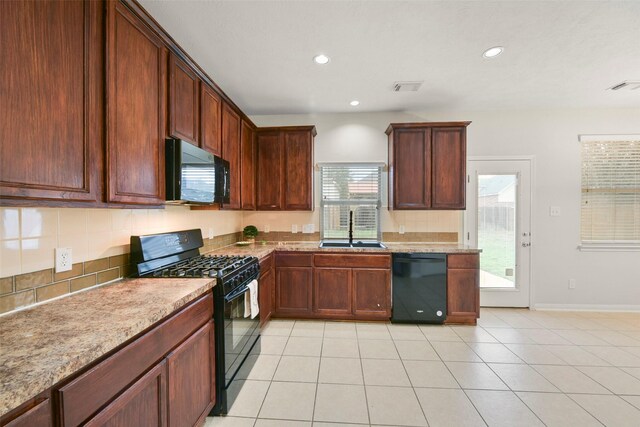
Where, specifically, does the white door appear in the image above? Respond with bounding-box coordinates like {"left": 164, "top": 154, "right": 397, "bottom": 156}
{"left": 465, "top": 159, "right": 532, "bottom": 307}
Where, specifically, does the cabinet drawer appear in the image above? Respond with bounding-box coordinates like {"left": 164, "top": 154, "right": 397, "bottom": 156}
{"left": 447, "top": 254, "right": 479, "bottom": 269}
{"left": 259, "top": 254, "right": 274, "bottom": 274}
{"left": 314, "top": 254, "right": 391, "bottom": 269}
{"left": 275, "top": 253, "right": 312, "bottom": 267}
{"left": 58, "top": 293, "right": 213, "bottom": 426}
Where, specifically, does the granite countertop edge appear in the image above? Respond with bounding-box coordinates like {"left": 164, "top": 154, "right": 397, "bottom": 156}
{"left": 0, "top": 277, "right": 215, "bottom": 418}
{"left": 206, "top": 241, "right": 481, "bottom": 259}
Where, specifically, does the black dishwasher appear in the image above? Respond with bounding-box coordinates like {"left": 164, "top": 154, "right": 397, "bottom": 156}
{"left": 391, "top": 253, "right": 447, "bottom": 324}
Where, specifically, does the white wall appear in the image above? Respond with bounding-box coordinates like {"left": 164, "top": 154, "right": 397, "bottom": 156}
{"left": 252, "top": 108, "right": 640, "bottom": 309}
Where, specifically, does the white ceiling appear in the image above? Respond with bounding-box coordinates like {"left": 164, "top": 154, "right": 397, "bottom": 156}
{"left": 139, "top": 0, "right": 640, "bottom": 115}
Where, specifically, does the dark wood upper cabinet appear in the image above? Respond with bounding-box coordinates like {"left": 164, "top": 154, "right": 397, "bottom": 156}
{"left": 169, "top": 53, "right": 200, "bottom": 144}
{"left": 432, "top": 127, "right": 466, "bottom": 209}
{"left": 0, "top": 0, "right": 103, "bottom": 202}
{"left": 256, "top": 126, "right": 316, "bottom": 211}
{"left": 106, "top": 0, "right": 167, "bottom": 204}
{"left": 200, "top": 83, "right": 222, "bottom": 156}
{"left": 256, "top": 131, "right": 283, "bottom": 210}
{"left": 283, "top": 130, "right": 314, "bottom": 210}
{"left": 391, "top": 128, "right": 431, "bottom": 209}
{"left": 166, "top": 321, "right": 215, "bottom": 427}
{"left": 387, "top": 122, "right": 470, "bottom": 210}
{"left": 221, "top": 102, "right": 241, "bottom": 209}
{"left": 240, "top": 120, "right": 256, "bottom": 210}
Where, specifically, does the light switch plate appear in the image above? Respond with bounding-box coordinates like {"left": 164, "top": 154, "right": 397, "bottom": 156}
{"left": 549, "top": 206, "right": 561, "bottom": 217}
{"left": 399, "top": 225, "right": 406, "bottom": 234}
{"left": 291, "top": 224, "right": 298, "bottom": 234}
{"left": 302, "top": 224, "right": 314, "bottom": 234}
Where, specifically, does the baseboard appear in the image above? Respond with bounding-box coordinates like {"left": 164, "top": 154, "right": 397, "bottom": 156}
{"left": 533, "top": 303, "right": 640, "bottom": 312}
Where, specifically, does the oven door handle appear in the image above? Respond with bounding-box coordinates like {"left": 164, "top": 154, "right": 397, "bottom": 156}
{"left": 224, "top": 284, "right": 250, "bottom": 302}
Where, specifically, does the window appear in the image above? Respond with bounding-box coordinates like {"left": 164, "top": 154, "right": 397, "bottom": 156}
{"left": 580, "top": 135, "right": 640, "bottom": 249}
{"left": 320, "top": 163, "right": 383, "bottom": 241}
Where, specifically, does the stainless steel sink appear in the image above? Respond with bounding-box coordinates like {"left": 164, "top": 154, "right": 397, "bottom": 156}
{"left": 319, "top": 241, "right": 387, "bottom": 249}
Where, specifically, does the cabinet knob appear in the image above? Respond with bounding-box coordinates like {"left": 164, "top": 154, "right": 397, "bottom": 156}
{"left": 377, "top": 304, "right": 381, "bottom": 307}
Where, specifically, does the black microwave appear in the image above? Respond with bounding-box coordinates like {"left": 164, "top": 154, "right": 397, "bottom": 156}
{"left": 165, "top": 138, "right": 230, "bottom": 205}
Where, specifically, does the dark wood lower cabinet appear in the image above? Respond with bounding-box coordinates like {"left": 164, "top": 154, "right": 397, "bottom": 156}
{"left": 275, "top": 267, "right": 313, "bottom": 316}
{"left": 259, "top": 256, "right": 274, "bottom": 326}
{"left": 167, "top": 321, "right": 215, "bottom": 427}
{"left": 314, "top": 268, "right": 352, "bottom": 316}
{"left": 4, "top": 399, "right": 52, "bottom": 427}
{"left": 274, "top": 253, "right": 391, "bottom": 321}
{"left": 353, "top": 268, "right": 391, "bottom": 319}
{"left": 84, "top": 362, "right": 167, "bottom": 427}
{"left": 445, "top": 254, "right": 480, "bottom": 325}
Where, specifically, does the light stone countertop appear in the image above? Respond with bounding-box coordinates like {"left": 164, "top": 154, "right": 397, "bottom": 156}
{"left": 0, "top": 277, "right": 215, "bottom": 418}
{"left": 206, "top": 241, "right": 480, "bottom": 259}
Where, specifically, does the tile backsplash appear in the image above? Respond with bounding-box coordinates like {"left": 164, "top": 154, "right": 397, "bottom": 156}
{"left": 0, "top": 205, "right": 243, "bottom": 278}
{"left": 0, "top": 204, "right": 461, "bottom": 315}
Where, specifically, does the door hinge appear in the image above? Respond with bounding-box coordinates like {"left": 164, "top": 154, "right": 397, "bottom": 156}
{"left": 467, "top": 232, "right": 470, "bottom": 240}
{"left": 467, "top": 175, "right": 470, "bottom": 183}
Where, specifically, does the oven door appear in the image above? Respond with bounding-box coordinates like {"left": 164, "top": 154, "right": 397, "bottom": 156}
{"left": 223, "top": 284, "right": 260, "bottom": 387}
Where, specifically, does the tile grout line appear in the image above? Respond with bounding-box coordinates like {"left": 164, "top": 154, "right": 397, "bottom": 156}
{"left": 355, "top": 323, "right": 373, "bottom": 427}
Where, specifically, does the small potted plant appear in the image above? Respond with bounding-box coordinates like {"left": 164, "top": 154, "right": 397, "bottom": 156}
{"left": 243, "top": 225, "right": 259, "bottom": 243}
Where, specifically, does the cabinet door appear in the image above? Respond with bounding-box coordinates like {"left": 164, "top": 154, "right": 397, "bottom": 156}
{"left": 0, "top": 0, "right": 102, "bottom": 202}
{"left": 314, "top": 268, "right": 352, "bottom": 317}
{"left": 84, "top": 362, "right": 167, "bottom": 427}
{"left": 240, "top": 120, "right": 256, "bottom": 210}
{"left": 432, "top": 127, "right": 466, "bottom": 209}
{"left": 106, "top": 0, "right": 167, "bottom": 204}
{"left": 169, "top": 53, "right": 199, "bottom": 143}
{"left": 353, "top": 268, "right": 391, "bottom": 319}
{"left": 167, "top": 321, "right": 215, "bottom": 427}
{"left": 446, "top": 269, "right": 479, "bottom": 324}
{"left": 283, "top": 130, "right": 313, "bottom": 210}
{"left": 4, "top": 399, "right": 52, "bottom": 427}
{"left": 275, "top": 267, "right": 312, "bottom": 315}
{"left": 393, "top": 128, "right": 431, "bottom": 209}
{"left": 221, "top": 102, "right": 241, "bottom": 209}
{"left": 256, "top": 131, "right": 283, "bottom": 210}
{"left": 200, "top": 83, "right": 222, "bottom": 156}
{"left": 259, "top": 267, "right": 273, "bottom": 326}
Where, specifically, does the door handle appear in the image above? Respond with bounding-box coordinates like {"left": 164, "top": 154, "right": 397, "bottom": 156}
{"left": 521, "top": 242, "right": 531, "bottom": 247}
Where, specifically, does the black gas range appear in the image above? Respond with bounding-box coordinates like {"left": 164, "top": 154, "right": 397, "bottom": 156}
{"left": 130, "top": 229, "right": 261, "bottom": 416}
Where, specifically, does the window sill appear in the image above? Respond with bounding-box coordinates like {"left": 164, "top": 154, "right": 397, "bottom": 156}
{"left": 578, "top": 243, "right": 640, "bottom": 252}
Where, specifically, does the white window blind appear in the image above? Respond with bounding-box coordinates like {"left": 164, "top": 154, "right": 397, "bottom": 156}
{"left": 320, "top": 164, "right": 382, "bottom": 241}
{"left": 580, "top": 136, "right": 640, "bottom": 246}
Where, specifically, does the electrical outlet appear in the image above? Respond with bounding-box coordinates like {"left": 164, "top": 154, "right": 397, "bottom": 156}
{"left": 549, "top": 206, "right": 561, "bottom": 217}
{"left": 399, "top": 225, "right": 405, "bottom": 234}
{"left": 208, "top": 227, "right": 214, "bottom": 239}
{"left": 55, "top": 247, "right": 73, "bottom": 273}
{"left": 291, "top": 224, "right": 298, "bottom": 234}
{"left": 568, "top": 279, "right": 576, "bottom": 289}
{"left": 264, "top": 225, "right": 270, "bottom": 233}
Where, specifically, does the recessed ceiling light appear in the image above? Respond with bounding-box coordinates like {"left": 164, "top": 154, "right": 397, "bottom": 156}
{"left": 483, "top": 46, "right": 504, "bottom": 58}
{"left": 350, "top": 100, "right": 360, "bottom": 106}
{"left": 313, "top": 54, "right": 330, "bottom": 65}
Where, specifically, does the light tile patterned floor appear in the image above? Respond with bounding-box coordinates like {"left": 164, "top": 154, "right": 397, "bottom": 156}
{"left": 206, "top": 308, "right": 640, "bottom": 427}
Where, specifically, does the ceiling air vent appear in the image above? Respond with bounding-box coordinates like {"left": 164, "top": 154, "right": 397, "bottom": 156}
{"left": 608, "top": 81, "right": 640, "bottom": 91}
{"left": 393, "top": 81, "right": 423, "bottom": 92}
